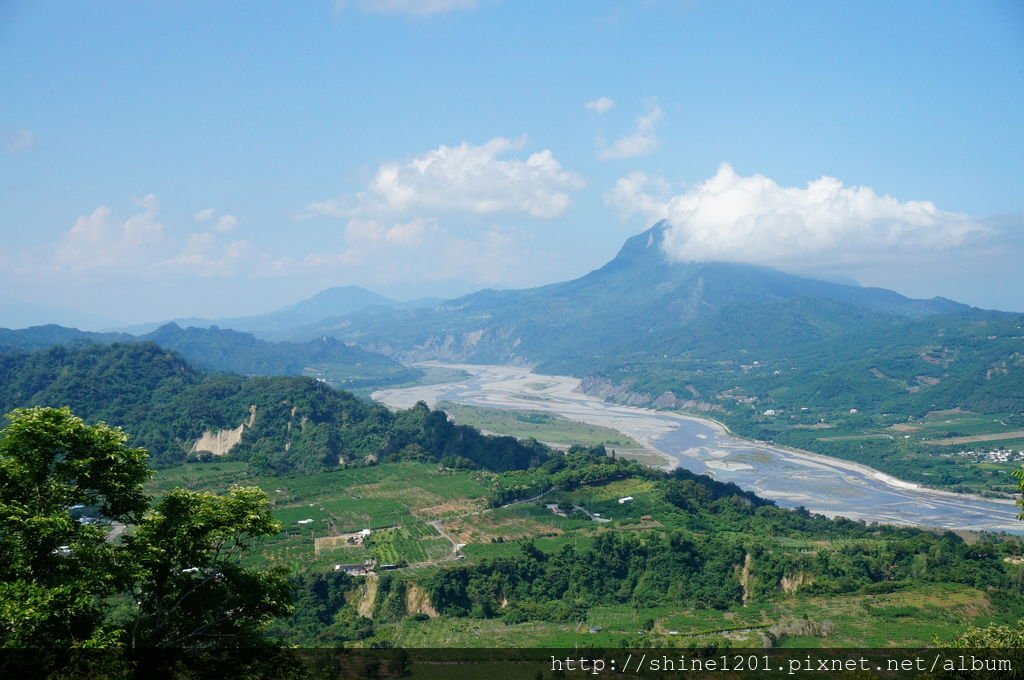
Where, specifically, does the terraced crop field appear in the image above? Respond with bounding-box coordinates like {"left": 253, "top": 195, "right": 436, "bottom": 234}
{"left": 152, "top": 461, "right": 493, "bottom": 568}
{"left": 364, "top": 524, "right": 452, "bottom": 564}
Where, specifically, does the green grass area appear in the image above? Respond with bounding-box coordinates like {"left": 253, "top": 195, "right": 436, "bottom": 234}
{"left": 436, "top": 400, "right": 639, "bottom": 448}
{"left": 304, "top": 360, "right": 414, "bottom": 388}
{"left": 913, "top": 411, "right": 1018, "bottom": 436}
{"left": 771, "top": 583, "right": 994, "bottom": 647}
{"left": 320, "top": 496, "right": 410, "bottom": 531}
{"left": 146, "top": 461, "right": 253, "bottom": 494}
{"left": 816, "top": 434, "right": 895, "bottom": 442}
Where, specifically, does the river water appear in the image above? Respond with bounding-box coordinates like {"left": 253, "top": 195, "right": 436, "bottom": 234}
{"left": 372, "top": 363, "right": 1022, "bottom": 535}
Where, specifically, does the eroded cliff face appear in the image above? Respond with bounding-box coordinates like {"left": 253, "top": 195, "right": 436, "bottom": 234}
{"left": 191, "top": 404, "right": 257, "bottom": 456}
{"left": 577, "top": 375, "right": 655, "bottom": 406}
{"left": 356, "top": 574, "right": 377, "bottom": 618}
{"left": 404, "top": 583, "right": 438, "bottom": 618}
{"left": 576, "top": 375, "right": 721, "bottom": 413}
{"left": 352, "top": 577, "right": 437, "bottom": 620}
{"left": 779, "top": 572, "right": 814, "bottom": 594}
{"left": 389, "top": 326, "right": 532, "bottom": 366}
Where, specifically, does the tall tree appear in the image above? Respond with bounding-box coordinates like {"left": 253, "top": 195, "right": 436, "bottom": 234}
{"left": 123, "top": 486, "right": 292, "bottom": 648}
{"left": 0, "top": 407, "right": 291, "bottom": 651}
{"left": 0, "top": 406, "right": 149, "bottom": 648}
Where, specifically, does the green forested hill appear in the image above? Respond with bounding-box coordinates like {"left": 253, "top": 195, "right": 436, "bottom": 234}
{"left": 0, "top": 324, "right": 130, "bottom": 351}
{"left": 141, "top": 322, "right": 417, "bottom": 385}
{"left": 0, "top": 322, "right": 419, "bottom": 387}
{"left": 0, "top": 343, "right": 545, "bottom": 474}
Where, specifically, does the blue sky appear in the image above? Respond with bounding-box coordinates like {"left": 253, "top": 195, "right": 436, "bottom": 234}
{"left": 1, "top": 0, "right": 1022, "bottom": 328}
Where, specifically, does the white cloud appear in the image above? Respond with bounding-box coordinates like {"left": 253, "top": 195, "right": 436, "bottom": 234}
{"left": 607, "top": 163, "right": 990, "bottom": 267}
{"left": 604, "top": 171, "right": 673, "bottom": 222}
{"left": 305, "top": 218, "right": 525, "bottom": 287}
{"left": 194, "top": 208, "right": 216, "bottom": 223}
{"left": 298, "top": 136, "right": 582, "bottom": 291}
{"left": 598, "top": 103, "right": 663, "bottom": 160}
{"left": 4, "top": 128, "right": 35, "bottom": 154}
{"left": 194, "top": 208, "right": 239, "bottom": 233}
{"left": 434, "top": 226, "right": 523, "bottom": 284}
{"left": 336, "top": 0, "right": 476, "bottom": 17}
{"left": 306, "top": 218, "right": 434, "bottom": 267}
{"left": 56, "top": 194, "right": 165, "bottom": 270}
{"left": 585, "top": 97, "right": 615, "bottom": 114}
{"left": 214, "top": 215, "right": 239, "bottom": 233}
{"left": 302, "top": 136, "right": 585, "bottom": 220}
{"left": 161, "top": 232, "right": 255, "bottom": 276}
{"left": 51, "top": 195, "right": 268, "bottom": 279}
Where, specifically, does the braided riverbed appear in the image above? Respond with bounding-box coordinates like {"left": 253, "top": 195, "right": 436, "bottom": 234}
{"left": 373, "top": 363, "right": 1022, "bottom": 535}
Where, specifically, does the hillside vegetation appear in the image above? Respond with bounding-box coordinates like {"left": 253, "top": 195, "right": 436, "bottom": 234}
{"left": 0, "top": 343, "right": 544, "bottom": 475}
{"left": 0, "top": 322, "right": 419, "bottom": 388}
{"left": 147, "top": 452, "right": 1024, "bottom": 649}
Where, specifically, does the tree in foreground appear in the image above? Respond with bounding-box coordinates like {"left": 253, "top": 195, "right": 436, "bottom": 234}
{"left": 123, "top": 486, "right": 292, "bottom": 648}
{"left": 0, "top": 406, "right": 291, "bottom": 650}
{"left": 938, "top": 467, "right": 1024, "bottom": 650}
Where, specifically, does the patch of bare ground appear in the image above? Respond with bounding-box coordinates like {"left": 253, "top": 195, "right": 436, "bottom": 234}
{"left": 356, "top": 574, "right": 377, "bottom": 618}
{"left": 925, "top": 408, "right": 967, "bottom": 417}
{"left": 612, "top": 447, "right": 673, "bottom": 468}
{"left": 314, "top": 533, "right": 367, "bottom": 555}
{"left": 618, "top": 516, "right": 663, "bottom": 531}
{"left": 412, "top": 499, "right": 487, "bottom": 520}
{"left": 405, "top": 583, "right": 439, "bottom": 618}
{"left": 444, "top": 516, "right": 563, "bottom": 545}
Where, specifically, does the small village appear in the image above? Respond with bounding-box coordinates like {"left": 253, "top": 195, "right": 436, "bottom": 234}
{"left": 944, "top": 447, "right": 1024, "bottom": 464}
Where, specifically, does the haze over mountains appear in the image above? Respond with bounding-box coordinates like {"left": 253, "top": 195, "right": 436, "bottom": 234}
{"left": 0, "top": 320, "right": 416, "bottom": 388}
{"left": 3, "top": 222, "right": 1016, "bottom": 392}
{"left": 5, "top": 221, "right": 1019, "bottom": 425}
{"left": 118, "top": 286, "right": 442, "bottom": 337}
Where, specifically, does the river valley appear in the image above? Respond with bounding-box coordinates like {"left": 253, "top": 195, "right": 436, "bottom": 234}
{"left": 373, "top": 363, "right": 1023, "bottom": 535}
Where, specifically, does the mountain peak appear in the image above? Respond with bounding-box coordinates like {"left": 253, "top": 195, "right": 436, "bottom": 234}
{"left": 600, "top": 220, "right": 673, "bottom": 274}
{"left": 279, "top": 286, "right": 394, "bottom": 316}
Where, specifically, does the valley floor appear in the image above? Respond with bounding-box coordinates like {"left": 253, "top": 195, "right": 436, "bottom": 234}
{"left": 372, "top": 363, "right": 1021, "bottom": 534}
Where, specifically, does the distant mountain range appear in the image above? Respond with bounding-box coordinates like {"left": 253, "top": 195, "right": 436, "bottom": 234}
{"left": 284, "top": 221, "right": 1022, "bottom": 420}
{"left": 0, "top": 322, "right": 417, "bottom": 388}
{"left": 297, "top": 221, "right": 976, "bottom": 364}
{"left": 118, "top": 285, "right": 442, "bottom": 337}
